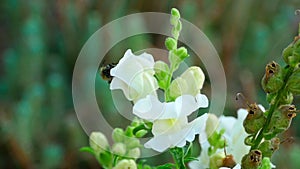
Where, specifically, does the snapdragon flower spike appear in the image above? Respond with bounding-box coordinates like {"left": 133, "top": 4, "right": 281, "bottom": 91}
{"left": 264, "top": 105, "right": 297, "bottom": 140}
{"left": 258, "top": 137, "right": 280, "bottom": 158}
{"left": 241, "top": 150, "right": 263, "bottom": 169}
{"left": 243, "top": 103, "right": 266, "bottom": 135}
{"left": 261, "top": 61, "right": 284, "bottom": 94}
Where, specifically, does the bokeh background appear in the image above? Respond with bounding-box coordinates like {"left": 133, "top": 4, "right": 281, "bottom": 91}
{"left": 1, "top": 0, "right": 300, "bottom": 168}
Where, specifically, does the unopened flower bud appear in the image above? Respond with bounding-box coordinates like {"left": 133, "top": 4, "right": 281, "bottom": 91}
{"left": 113, "top": 159, "right": 137, "bottom": 169}
{"left": 169, "top": 66, "right": 205, "bottom": 100}
{"left": 241, "top": 150, "right": 262, "bottom": 169}
{"left": 261, "top": 61, "right": 283, "bottom": 94}
{"left": 205, "top": 114, "right": 219, "bottom": 137}
{"left": 127, "top": 147, "right": 141, "bottom": 158}
{"left": 112, "top": 128, "right": 124, "bottom": 143}
{"left": 170, "top": 8, "right": 180, "bottom": 26}
{"left": 258, "top": 137, "right": 280, "bottom": 158}
{"left": 209, "top": 152, "right": 225, "bottom": 169}
{"left": 165, "top": 37, "right": 177, "bottom": 51}
{"left": 264, "top": 105, "right": 297, "bottom": 139}
{"left": 243, "top": 103, "right": 266, "bottom": 134}
{"left": 175, "top": 47, "right": 189, "bottom": 60}
{"left": 89, "top": 132, "right": 109, "bottom": 155}
{"left": 112, "top": 143, "right": 126, "bottom": 156}
{"left": 125, "top": 137, "right": 140, "bottom": 149}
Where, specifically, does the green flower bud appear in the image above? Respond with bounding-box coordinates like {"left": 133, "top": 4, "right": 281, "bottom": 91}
{"left": 170, "top": 8, "right": 180, "bottom": 26}
{"left": 112, "top": 143, "right": 126, "bottom": 156}
{"left": 127, "top": 147, "right": 141, "bottom": 159}
{"left": 112, "top": 128, "right": 125, "bottom": 143}
{"left": 287, "top": 68, "right": 300, "bottom": 95}
{"left": 241, "top": 150, "right": 263, "bottom": 169}
{"left": 113, "top": 159, "right": 137, "bottom": 169}
{"left": 125, "top": 137, "right": 140, "bottom": 149}
{"left": 205, "top": 114, "right": 219, "bottom": 138}
{"left": 89, "top": 132, "right": 109, "bottom": 155}
{"left": 171, "top": 8, "right": 180, "bottom": 18}
{"left": 243, "top": 103, "right": 266, "bottom": 134}
{"left": 209, "top": 152, "right": 225, "bottom": 169}
{"left": 125, "top": 126, "right": 134, "bottom": 137}
{"left": 175, "top": 20, "right": 182, "bottom": 32}
{"left": 169, "top": 66, "right": 205, "bottom": 100}
{"left": 175, "top": 47, "right": 189, "bottom": 60}
{"left": 261, "top": 61, "right": 284, "bottom": 94}
{"left": 258, "top": 137, "right": 280, "bottom": 158}
{"left": 264, "top": 105, "right": 297, "bottom": 139}
{"left": 165, "top": 37, "right": 177, "bottom": 51}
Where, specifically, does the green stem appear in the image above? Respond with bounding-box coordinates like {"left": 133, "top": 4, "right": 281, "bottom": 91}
{"left": 170, "top": 147, "right": 186, "bottom": 169}
{"left": 251, "top": 66, "right": 294, "bottom": 150}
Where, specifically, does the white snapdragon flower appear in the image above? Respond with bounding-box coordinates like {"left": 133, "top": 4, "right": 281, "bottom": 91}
{"left": 110, "top": 49, "right": 158, "bottom": 102}
{"left": 133, "top": 94, "right": 209, "bottom": 152}
{"left": 190, "top": 109, "right": 250, "bottom": 169}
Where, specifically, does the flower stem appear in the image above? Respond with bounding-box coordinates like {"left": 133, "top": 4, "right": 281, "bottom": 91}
{"left": 251, "top": 66, "right": 294, "bottom": 150}
{"left": 170, "top": 147, "right": 186, "bottom": 169}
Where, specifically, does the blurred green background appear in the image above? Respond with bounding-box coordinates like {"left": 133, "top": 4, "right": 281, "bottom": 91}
{"left": 1, "top": 0, "right": 300, "bottom": 168}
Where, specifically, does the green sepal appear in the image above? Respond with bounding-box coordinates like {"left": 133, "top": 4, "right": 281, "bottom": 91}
{"left": 287, "top": 68, "right": 300, "bottom": 95}
{"left": 98, "top": 151, "right": 113, "bottom": 168}
{"left": 258, "top": 138, "right": 280, "bottom": 158}
{"left": 154, "top": 61, "right": 170, "bottom": 90}
{"left": 258, "top": 157, "right": 273, "bottom": 169}
{"left": 80, "top": 147, "right": 95, "bottom": 155}
{"left": 264, "top": 105, "right": 297, "bottom": 140}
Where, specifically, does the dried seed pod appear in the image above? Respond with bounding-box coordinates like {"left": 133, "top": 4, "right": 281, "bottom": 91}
{"left": 241, "top": 150, "right": 263, "bottom": 169}
{"left": 264, "top": 105, "right": 297, "bottom": 139}
{"left": 258, "top": 137, "right": 280, "bottom": 158}
{"left": 243, "top": 103, "right": 266, "bottom": 134}
{"left": 261, "top": 61, "right": 284, "bottom": 94}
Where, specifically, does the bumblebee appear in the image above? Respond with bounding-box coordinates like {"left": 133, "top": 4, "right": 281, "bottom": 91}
{"left": 99, "top": 63, "right": 116, "bottom": 83}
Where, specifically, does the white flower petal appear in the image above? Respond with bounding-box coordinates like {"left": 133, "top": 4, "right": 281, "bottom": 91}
{"left": 145, "top": 114, "right": 208, "bottom": 152}
{"left": 110, "top": 49, "right": 158, "bottom": 101}
{"left": 133, "top": 94, "right": 208, "bottom": 120}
